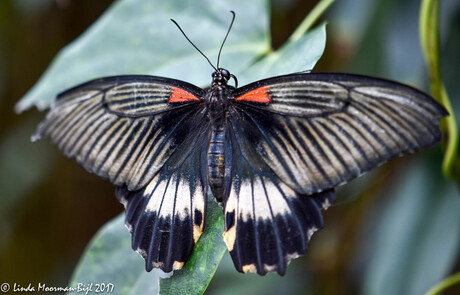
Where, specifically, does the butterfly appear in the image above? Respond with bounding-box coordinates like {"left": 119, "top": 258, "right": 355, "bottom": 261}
{"left": 33, "top": 12, "right": 447, "bottom": 276}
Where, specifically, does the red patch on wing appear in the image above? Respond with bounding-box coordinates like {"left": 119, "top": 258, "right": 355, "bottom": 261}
{"left": 235, "top": 86, "right": 271, "bottom": 103}
{"left": 169, "top": 87, "right": 200, "bottom": 103}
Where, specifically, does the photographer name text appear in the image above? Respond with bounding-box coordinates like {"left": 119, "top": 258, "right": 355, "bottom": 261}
{"left": 1, "top": 282, "right": 114, "bottom": 294}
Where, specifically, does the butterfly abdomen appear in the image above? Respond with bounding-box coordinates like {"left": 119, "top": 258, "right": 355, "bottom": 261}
{"left": 208, "top": 124, "right": 226, "bottom": 202}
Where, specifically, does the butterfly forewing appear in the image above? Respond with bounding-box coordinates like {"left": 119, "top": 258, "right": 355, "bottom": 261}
{"left": 229, "top": 73, "right": 447, "bottom": 195}
{"left": 34, "top": 76, "right": 206, "bottom": 191}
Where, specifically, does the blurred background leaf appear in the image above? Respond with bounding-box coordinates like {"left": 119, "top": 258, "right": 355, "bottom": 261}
{"left": 1, "top": 0, "right": 459, "bottom": 294}
{"left": 358, "top": 152, "right": 460, "bottom": 295}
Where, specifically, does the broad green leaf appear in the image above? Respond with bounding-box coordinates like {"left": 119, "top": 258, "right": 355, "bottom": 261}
{"left": 238, "top": 23, "right": 326, "bottom": 85}
{"left": 68, "top": 214, "right": 168, "bottom": 295}
{"left": 361, "top": 151, "right": 460, "bottom": 295}
{"left": 159, "top": 198, "right": 226, "bottom": 295}
{"left": 15, "top": 0, "right": 270, "bottom": 112}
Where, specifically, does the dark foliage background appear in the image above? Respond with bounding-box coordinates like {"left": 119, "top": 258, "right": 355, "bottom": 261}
{"left": 0, "top": 0, "right": 459, "bottom": 294}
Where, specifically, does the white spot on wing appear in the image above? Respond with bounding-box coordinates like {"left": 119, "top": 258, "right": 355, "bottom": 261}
{"left": 242, "top": 264, "right": 257, "bottom": 273}
{"left": 125, "top": 222, "right": 133, "bottom": 232}
{"left": 223, "top": 224, "right": 237, "bottom": 252}
{"left": 173, "top": 261, "right": 184, "bottom": 270}
{"left": 307, "top": 227, "right": 318, "bottom": 240}
{"left": 136, "top": 247, "right": 147, "bottom": 258}
{"left": 263, "top": 264, "right": 277, "bottom": 273}
{"left": 285, "top": 251, "right": 300, "bottom": 262}
{"left": 119, "top": 196, "right": 128, "bottom": 206}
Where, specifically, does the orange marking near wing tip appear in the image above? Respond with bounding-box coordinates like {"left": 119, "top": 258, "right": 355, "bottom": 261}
{"left": 169, "top": 87, "right": 200, "bottom": 103}
{"left": 236, "top": 86, "right": 271, "bottom": 103}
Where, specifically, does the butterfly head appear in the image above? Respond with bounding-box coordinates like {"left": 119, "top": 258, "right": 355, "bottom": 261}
{"left": 212, "top": 68, "right": 238, "bottom": 88}
{"left": 212, "top": 68, "right": 231, "bottom": 86}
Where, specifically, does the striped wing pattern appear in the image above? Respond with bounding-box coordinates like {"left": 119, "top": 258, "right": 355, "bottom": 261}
{"left": 35, "top": 72, "right": 446, "bottom": 276}
{"left": 223, "top": 124, "right": 336, "bottom": 275}
{"left": 33, "top": 75, "right": 210, "bottom": 273}
{"left": 115, "top": 121, "right": 210, "bottom": 272}
{"left": 230, "top": 73, "right": 447, "bottom": 196}
{"left": 222, "top": 73, "right": 446, "bottom": 275}
{"left": 33, "top": 76, "right": 206, "bottom": 191}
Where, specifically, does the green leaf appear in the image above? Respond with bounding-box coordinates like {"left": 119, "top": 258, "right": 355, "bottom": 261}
{"left": 15, "top": 0, "right": 270, "bottom": 112}
{"left": 68, "top": 214, "right": 168, "bottom": 295}
{"left": 362, "top": 152, "right": 460, "bottom": 295}
{"left": 159, "top": 198, "right": 226, "bottom": 295}
{"left": 238, "top": 23, "right": 326, "bottom": 84}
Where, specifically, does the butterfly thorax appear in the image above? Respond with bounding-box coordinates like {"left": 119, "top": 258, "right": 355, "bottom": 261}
{"left": 205, "top": 69, "right": 233, "bottom": 118}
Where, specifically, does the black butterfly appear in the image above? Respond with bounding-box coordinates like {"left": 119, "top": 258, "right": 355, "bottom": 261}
{"left": 33, "top": 13, "right": 447, "bottom": 276}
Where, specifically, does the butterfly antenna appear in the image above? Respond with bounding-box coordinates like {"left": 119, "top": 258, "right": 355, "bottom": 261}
{"left": 217, "top": 11, "right": 236, "bottom": 69}
{"left": 171, "top": 18, "right": 217, "bottom": 71}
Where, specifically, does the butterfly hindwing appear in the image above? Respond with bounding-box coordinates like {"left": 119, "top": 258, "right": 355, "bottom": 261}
{"left": 230, "top": 73, "right": 447, "bottom": 195}
{"left": 116, "top": 116, "right": 210, "bottom": 272}
{"left": 223, "top": 120, "right": 336, "bottom": 275}
{"left": 33, "top": 75, "right": 206, "bottom": 191}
